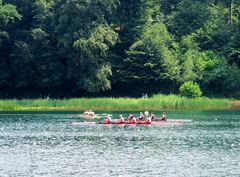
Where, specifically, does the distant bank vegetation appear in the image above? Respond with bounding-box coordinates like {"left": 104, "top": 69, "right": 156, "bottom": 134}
{"left": 0, "top": 94, "right": 236, "bottom": 111}
{"left": 0, "top": 1, "right": 240, "bottom": 99}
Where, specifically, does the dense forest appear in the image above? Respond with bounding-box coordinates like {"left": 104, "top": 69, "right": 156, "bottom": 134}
{"left": 0, "top": 0, "right": 240, "bottom": 98}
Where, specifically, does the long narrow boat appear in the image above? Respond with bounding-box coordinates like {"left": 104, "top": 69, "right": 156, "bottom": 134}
{"left": 72, "top": 121, "right": 150, "bottom": 125}
{"left": 72, "top": 122, "right": 150, "bottom": 126}
{"left": 72, "top": 120, "right": 187, "bottom": 126}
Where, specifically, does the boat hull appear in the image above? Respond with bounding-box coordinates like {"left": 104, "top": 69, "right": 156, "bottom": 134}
{"left": 72, "top": 120, "right": 187, "bottom": 126}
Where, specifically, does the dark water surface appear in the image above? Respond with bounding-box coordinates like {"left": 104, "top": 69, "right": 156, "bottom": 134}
{"left": 0, "top": 110, "right": 239, "bottom": 177}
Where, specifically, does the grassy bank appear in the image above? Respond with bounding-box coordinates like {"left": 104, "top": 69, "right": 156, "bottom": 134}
{"left": 0, "top": 94, "right": 236, "bottom": 111}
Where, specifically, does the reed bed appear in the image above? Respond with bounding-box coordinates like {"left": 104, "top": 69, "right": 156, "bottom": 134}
{"left": 0, "top": 94, "right": 234, "bottom": 111}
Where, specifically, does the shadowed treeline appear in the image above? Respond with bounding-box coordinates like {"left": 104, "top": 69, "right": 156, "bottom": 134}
{"left": 0, "top": 0, "right": 240, "bottom": 98}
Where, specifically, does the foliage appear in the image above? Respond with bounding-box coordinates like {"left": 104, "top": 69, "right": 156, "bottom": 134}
{"left": 56, "top": 0, "right": 118, "bottom": 92}
{"left": 0, "top": 0, "right": 21, "bottom": 42}
{"left": 179, "top": 81, "right": 202, "bottom": 98}
{"left": 0, "top": 0, "right": 240, "bottom": 98}
{"left": 167, "top": 0, "right": 211, "bottom": 36}
{"left": 117, "top": 20, "right": 180, "bottom": 94}
{"left": 220, "top": 64, "right": 240, "bottom": 97}
{"left": 0, "top": 0, "right": 21, "bottom": 87}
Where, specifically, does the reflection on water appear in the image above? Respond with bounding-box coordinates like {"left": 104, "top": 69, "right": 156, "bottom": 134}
{"left": 0, "top": 110, "right": 240, "bottom": 177}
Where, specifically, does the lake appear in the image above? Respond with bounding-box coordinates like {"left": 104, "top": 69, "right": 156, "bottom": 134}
{"left": 0, "top": 110, "right": 239, "bottom": 177}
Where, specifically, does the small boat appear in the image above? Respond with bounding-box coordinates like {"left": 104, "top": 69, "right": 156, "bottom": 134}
{"left": 72, "top": 119, "right": 187, "bottom": 126}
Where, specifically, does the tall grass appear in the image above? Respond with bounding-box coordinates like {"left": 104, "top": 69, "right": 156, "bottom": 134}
{"left": 0, "top": 94, "right": 234, "bottom": 111}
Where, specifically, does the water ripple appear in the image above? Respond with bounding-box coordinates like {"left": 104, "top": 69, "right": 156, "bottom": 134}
{"left": 0, "top": 111, "right": 239, "bottom": 176}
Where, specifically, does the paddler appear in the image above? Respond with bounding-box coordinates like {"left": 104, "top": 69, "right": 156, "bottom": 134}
{"left": 89, "top": 110, "right": 95, "bottom": 116}
{"left": 128, "top": 113, "right": 134, "bottom": 121}
{"left": 118, "top": 114, "right": 125, "bottom": 123}
{"left": 150, "top": 112, "right": 156, "bottom": 121}
{"left": 137, "top": 115, "right": 151, "bottom": 124}
{"left": 145, "top": 116, "right": 152, "bottom": 124}
{"left": 126, "top": 114, "right": 137, "bottom": 124}
{"left": 112, "top": 114, "right": 125, "bottom": 124}
{"left": 130, "top": 116, "right": 137, "bottom": 124}
{"left": 83, "top": 110, "right": 89, "bottom": 115}
{"left": 101, "top": 114, "right": 111, "bottom": 124}
{"left": 138, "top": 112, "right": 144, "bottom": 120}
{"left": 159, "top": 112, "right": 167, "bottom": 121}
{"left": 144, "top": 111, "right": 149, "bottom": 117}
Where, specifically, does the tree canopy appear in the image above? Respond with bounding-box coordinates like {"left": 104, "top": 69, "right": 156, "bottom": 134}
{"left": 0, "top": 0, "right": 240, "bottom": 98}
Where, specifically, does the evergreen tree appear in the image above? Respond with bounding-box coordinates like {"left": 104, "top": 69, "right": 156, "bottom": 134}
{"left": 167, "top": 0, "right": 211, "bottom": 36}
{"left": 30, "top": 0, "right": 63, "bottom": 89}
{"left": 117, "top": 21, "right": 180, "bottom": 94}
{"left": 56, "top": 0, "right": 118, "bottom": 93}
{"left": 0, "top": 0, "right": 21, "bottom": 88}
{"left": 0, "top": 0, "right": 239, "bottom": 97}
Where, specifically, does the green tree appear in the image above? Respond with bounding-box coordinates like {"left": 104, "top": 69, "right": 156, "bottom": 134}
{"left": 178, "top": 34, "right": 200, "bottom": 83}
{"left": 0, "top": 0, "right": 21, "bottom": 88}
{"left": 221, "top": 64, "right": 240, "bottom": 97}
{"left": 179, "top": 81, "right": 202, "bottom": 98}
{"left": 117, "top": 22, "right": 180, "bottom": 94}
{"left": 73, "top": 24, "right": 118, "bottom": 92}
{"left": 196, "top": 51, "right": 229, "bottom": 95}
{"left": 0, "top": 0, "right": 21, "bottom": 44}
{"left": 160, "top": 0, "right": 183, "bottom": 15}
{"left": 178, "top": 35, "right": 235, "bottom": 96}
{"left": 0, "top": 0, "right": 240, "bottom": 98}
{"left": 167, "top": 0, "right": 211, "bottom": 36}
{"left": 110, "top": 0, "right": 150, "bottom": 92}
{"left": 195, "top": 4, "right": 231, "bottom": 52}
{"left": 30, "top": 0, "right": 64, "bottom": 89}
{"left": 10, "top": 41, "right": 35, "bottom": 88}
{"left": 56, "top": 0, "right": 118, "bottom": 93}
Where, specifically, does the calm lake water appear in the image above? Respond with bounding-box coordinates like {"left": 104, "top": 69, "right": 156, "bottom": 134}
{"left": 0, "top": 110, "right": 239, "bottom": 177}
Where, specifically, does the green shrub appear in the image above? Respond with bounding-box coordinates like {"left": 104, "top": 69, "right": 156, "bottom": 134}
{"left": 179, "top": 81, "right": 202, "bottom": 98}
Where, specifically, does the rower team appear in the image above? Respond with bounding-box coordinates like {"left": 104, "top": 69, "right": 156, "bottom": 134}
{"left": 102, "top": 111, "right": 167, "bottom": 124}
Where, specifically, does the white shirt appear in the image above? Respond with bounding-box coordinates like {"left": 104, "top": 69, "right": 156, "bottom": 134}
{"left": 144, "top": 111, "right": 149, "bottom": 116}
{"left": 147, "top": 117, "right": 152, "bottom": 123}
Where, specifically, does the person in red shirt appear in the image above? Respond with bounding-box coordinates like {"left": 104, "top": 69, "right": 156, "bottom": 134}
{"left": 128, "top": 113, "right": 134, "bottom": 121}
{"left": 112, "top": 114, "right": 125, "bottom": 124}
{"left": 99, "top": 115, "right": 111, "bottom": 124}
{"left": 130, "top": 117, "right": 137, "bottom": 124}
{"left": 118, "top": 115, "right": 124, "bottom": 123}
{"left": 137, "top": 116, "right": 151, "bottom": 124}
{"left": 125, "top": 114, "right": 137, "bottom": 124}
{"left": 145, "top": 116, "right": 152, "bottom": 124}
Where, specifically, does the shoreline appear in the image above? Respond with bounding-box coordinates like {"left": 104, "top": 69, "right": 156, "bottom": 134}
{"left": 0, "top": 94, "right": 238, "bottom": 111}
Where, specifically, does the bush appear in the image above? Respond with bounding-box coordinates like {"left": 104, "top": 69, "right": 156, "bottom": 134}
{"left": 179, "top": 81, "right": 202, "bottom": 98}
